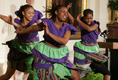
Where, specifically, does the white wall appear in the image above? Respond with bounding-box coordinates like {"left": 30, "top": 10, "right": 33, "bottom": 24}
{"left": 87, "top": 0, "right": 109, "bottom": 41}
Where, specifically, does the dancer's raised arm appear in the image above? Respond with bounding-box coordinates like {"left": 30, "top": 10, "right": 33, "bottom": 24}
{"left": 0, "top": 14, "right": 21, "bottom": 28}
{"left": 77, "top": 13, "right": 98, "bottom": 32}
{"left": 0, "top": 14, "right": 12, "bottom": 24}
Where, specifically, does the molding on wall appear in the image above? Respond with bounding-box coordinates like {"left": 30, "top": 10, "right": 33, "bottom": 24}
{"left": 81, "top": 0, "right": 88, "bottom": 16}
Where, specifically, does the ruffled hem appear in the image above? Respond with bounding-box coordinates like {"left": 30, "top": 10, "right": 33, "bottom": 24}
{"left": 74, "top": 41, "right": 99, "bottom": 53}
{"left": 32, "top": 65, "right": 71, "bottom": 80}
{"left": 86, "top": 53, "right": 108, "bottom": 63}
{"left": 34, "top": 42, "right": 69, "bottom": 59}
{"left": 33, "top": 58, "right": 73, "bottom": 79}
{"left": 31, "top": 57, "right": 76, "bottom": 80}
{"left": 6, "top": 39, "right": 38, "bottom": 54}
{"left": 65, "top": 24, "right": 78, "bottom": 35}
{"left": 53, "top": 63, "right": 72, "bottom": 79}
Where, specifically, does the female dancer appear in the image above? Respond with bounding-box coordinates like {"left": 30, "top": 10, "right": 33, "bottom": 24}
{"left": 68, "top": 8, "right": 111, "bottom": 80}
{"left": 15, "top": 0, "right": 43, "bottom": 23}
{"left": 15, "top": 5, "right": 80, "bottom": 80}
{"left": 14, "top": 0, "right": 43, "bottom": 79}
{"left": 0, "top": 4, "right": 44, "bottom": 80}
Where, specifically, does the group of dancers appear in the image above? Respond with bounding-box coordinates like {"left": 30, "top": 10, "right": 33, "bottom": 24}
{"left": 0, "top": 0, "right": 111, "bottom": 80}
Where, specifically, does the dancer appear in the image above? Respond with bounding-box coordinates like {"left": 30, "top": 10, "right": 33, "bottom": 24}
{"left": 68, "top": 8, "right": 111, "bottom": 80}
{"left": 15, "top": 0, "right": 43, "bottom": 23}
{"left": 14, "top": 0, "right": 43, "bottom": 79}
{"left": 0, "top": 4, "right": 44, "bottom": 80}
{"left": 15, "top": 5, "right": 80, "bottom": 80}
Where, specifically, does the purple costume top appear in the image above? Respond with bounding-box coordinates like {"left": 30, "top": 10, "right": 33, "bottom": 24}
{"left": 14, "top": 19, "right": 39, "bottom": 41}
{"left": 74, "top": 20, "right": 102, "bottom": 66}
{"left": 42, "top": 18, "right": 78, "bottom": 47}
{"left": 7, "top": 19, "right": 40, "bottom": 61}
{"left": 15, "top": 9, "right": 43, "bottom": 21}
{"left": 78, "top": 20, "right": 101, "bottom": 42}
{"left": 32, "top": 18, "right": 78, "bottom": 70}
{"left": 14, "top": 9, "right": 43, "bottom": 41}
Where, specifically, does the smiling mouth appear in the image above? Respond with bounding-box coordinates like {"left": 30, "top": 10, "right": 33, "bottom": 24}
{"left": 29, "top": 17, "right": 33, "bottom": 19}
{"left": 63, "top": 16, "right": 66, "bottom": 19}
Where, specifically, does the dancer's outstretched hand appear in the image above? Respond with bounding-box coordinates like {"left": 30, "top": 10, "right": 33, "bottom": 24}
{"left": 67, "top": 3, "right": 72, "bottom": 10}
{"left": 8, "top": 15, "right": 15, "bottom": 25}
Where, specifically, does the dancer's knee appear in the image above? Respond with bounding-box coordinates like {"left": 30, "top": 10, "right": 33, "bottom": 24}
{"left": 71, "top": 70, "right": 80, "bottom": 80}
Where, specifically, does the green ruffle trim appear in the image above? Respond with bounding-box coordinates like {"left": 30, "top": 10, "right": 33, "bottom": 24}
{"left": 30, "top": 64, "right": 72, "bottom": 80}
{"left": 74, "top": 41, "right": 99, "bottom": 53}
{"left": 74, "top": 52, "right": 86, "bottom": 60}
{"left": 53, "top": 63, "right": 72, "bottom": 79}
{"left": 80, "top": 71, "right": 104, "bottom": 80}
{"left": 35, "top": 42, "right": 69, "bottom": 59}
{"left": 36, "top": 34, "right": 39, "bottom": 37}
{"left": 11, "top": 39, "right": 38, "bottom": 54}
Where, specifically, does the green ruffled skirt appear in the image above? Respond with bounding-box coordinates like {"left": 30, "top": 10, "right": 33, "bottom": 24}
{"left": 7, "top": 39, "right": 38, "bottom": 73}
{"left": 29, "top": 42, "right": 74, "bottom": 80}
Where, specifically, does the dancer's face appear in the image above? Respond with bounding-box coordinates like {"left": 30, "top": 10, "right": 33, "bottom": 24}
{"left": 23, "top": 7, "right": 34, "bottom": 21}
{"left": 55, "top": 7, "right": 68, "bottom": 22}
{"left": 84, "top": 13, "right": 93, "bottom": 25}
{"left": 26, "top": 0, "right": 35, "bottom": 6}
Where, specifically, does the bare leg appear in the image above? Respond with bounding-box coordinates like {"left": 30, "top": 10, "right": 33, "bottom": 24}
{"left": 68, "top": 70, "right": 80, "bottom": 80}
{"left": 0, "top": 67, "right": 16, "bottom": 80}
{"left": 104, "top": 75, "right": 110, "bottom": 80}
{"left": 23, "top": 73, "right": 29, "bottom": 80}
{"left": 14, "top": 70, "right": 19, "bottom": 80}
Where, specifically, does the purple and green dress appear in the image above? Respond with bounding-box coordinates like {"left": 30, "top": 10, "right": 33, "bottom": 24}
{"left": 7, "top": 19, "right": 40, "bottom": 73}
{"left": 29, "top": 18, "right": 78, "bottom": 80}
{"left": 74, "top": 20, "right": 108, "bottom": 78}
